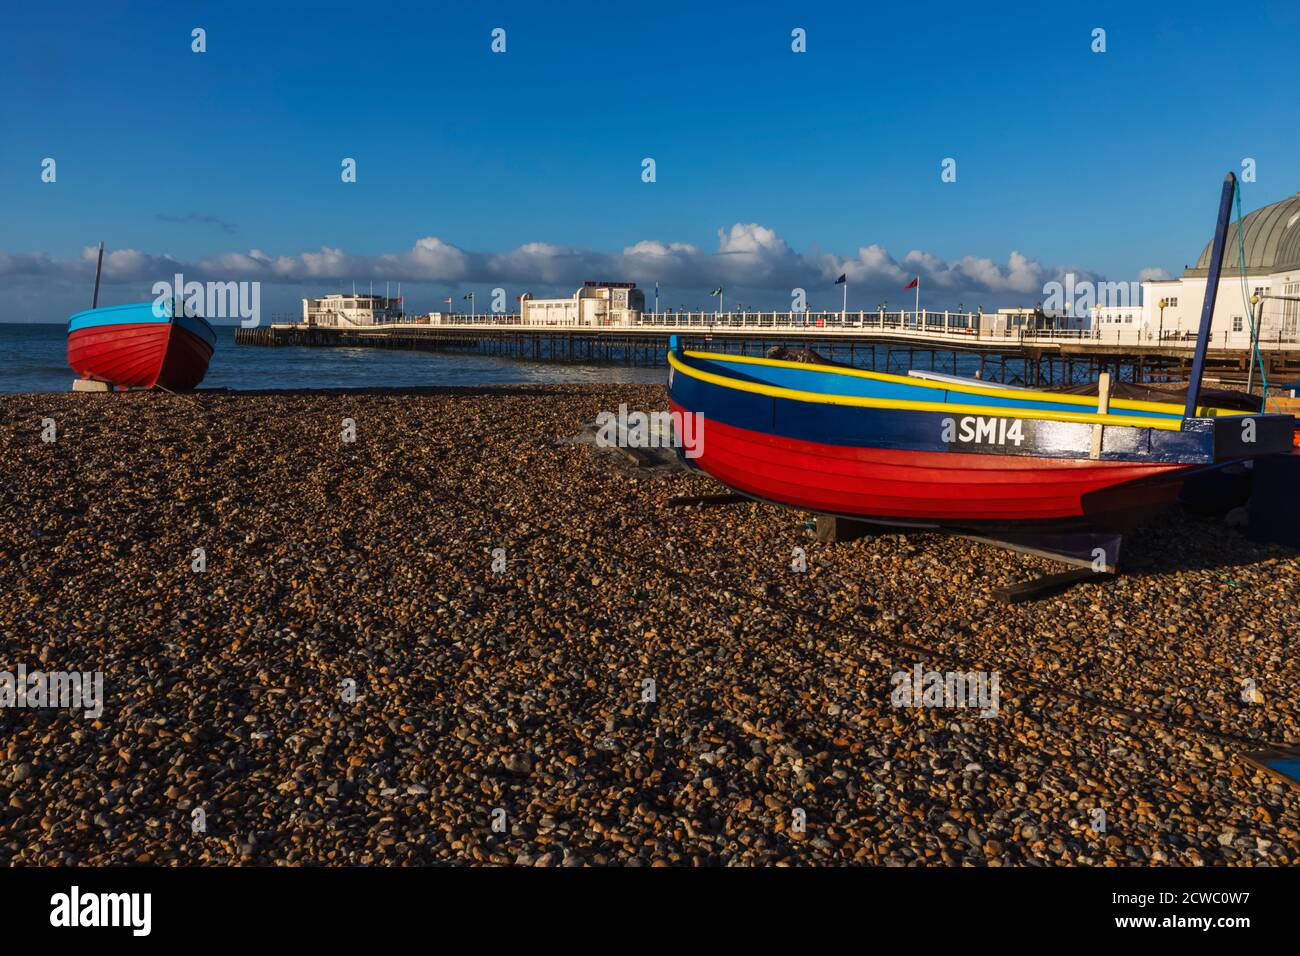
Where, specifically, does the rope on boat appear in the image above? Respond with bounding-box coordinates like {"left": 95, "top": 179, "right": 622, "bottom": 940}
{"left": 152, "top": 383, "right": 202, "bottom": 407}
{"left": 1233, "top": 181, "right": 1270, "bottom": 407}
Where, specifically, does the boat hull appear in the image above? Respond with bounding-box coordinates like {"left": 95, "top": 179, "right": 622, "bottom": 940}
{"left": 671, "top": 401, "right": 1186, "bottom": 531}
{"left": 666, "top": 347, "right": 1295, "bottom": 537}
{"left": 67, "top": 303, "right": 215, "bottom": 390}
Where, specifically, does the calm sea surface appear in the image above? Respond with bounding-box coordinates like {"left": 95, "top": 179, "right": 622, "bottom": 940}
{"left": 0, "top": 323, "right": 664, "bottom": 393}
{"left": 0, "top": 322, "right": 1067, "bottom": 394}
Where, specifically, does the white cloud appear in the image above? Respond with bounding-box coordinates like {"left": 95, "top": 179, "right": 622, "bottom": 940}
{"left": 1, "top": 226, "right": 1111, "bottom": 310}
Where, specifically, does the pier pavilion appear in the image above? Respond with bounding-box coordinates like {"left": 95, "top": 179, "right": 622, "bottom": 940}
{"left": 519, "top": 281, "right": 647, "bottom": 327}
{"left": 1096, "top": 191, "right": 1300, "bottom": 347}
{"left": 301, "top": 293, "right": 405, "bottom": 327}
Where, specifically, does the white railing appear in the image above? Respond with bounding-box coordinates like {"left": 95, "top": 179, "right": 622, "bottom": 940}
{"left": 429, "top": 313, "right": 526, "bottom": 327}
{"left": 267, "top": 310, "right": 1300, "bottom": 351}
{"left": 636, "top": 309, "right": 981, "bottom": 332}
{"left": 1018, "top": 326, "right": 1299, "bottom": 350}
{"left": 428, "top": 309, "right": 983, "bottom": 333}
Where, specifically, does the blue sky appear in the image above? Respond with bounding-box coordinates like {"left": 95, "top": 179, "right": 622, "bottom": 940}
{"left": 2, "top": 0, "right": 1298, "bottom": 321}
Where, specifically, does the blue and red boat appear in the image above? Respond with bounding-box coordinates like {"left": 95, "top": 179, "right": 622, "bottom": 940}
{"left": 68, "top": 301, "right": 216, "bottom": 391}
{"left": 665, "top": 173, "right": 1296, "bottom": 567}
{"left": 667, "top": 346, "right": 1289, "bottom": 528}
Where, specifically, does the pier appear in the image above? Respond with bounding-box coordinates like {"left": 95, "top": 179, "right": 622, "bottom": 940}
{"left": 235, "top": 310, "right": 1300, "bottom": 387}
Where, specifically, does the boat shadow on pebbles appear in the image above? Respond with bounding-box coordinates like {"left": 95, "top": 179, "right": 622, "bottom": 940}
{"left": 1111, "top": 507, "right": 1296, "bottom": 578}
{"left": 562, "top": 411, "right": 693, "bottom": 474}
{"left": 794, "top": 506, "right": 1290, "bottom": 581}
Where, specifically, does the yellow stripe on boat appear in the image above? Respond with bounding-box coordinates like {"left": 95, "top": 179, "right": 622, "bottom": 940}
{"left": 669, "top": 350, "right": 1196, "bottom": 431}
{"left": 681, "top": 349, "right": 1246, "bottom": 420}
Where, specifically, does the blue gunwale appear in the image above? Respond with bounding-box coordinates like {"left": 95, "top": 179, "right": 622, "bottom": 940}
{"left": 68, "top": 301, "right": 217, "bottom": 349}
{"left": 668, "top": 349, "right": 1296, "bottom": 466}
{"left": 671, "top": 349, "right": 1244, "bottom": 430}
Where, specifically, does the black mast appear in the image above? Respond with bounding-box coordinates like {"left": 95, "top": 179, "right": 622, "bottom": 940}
{"left": 91, "top": 241, "right": 104, "bottom": 309}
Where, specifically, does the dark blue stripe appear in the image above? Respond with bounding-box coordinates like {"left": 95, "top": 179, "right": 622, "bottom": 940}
{"left": 175, "top": 311, "right": 218, "bottom": 348}
{"left": 692, "top": 355, "right": 1187, "bottom": 420}
{"left": 670, "top": 363, "right": 1221, "bottom": 464}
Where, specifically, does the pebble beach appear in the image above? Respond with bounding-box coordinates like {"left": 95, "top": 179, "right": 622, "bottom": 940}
{"left": 1, "top": 384, "right": 1298, "bottom": 866}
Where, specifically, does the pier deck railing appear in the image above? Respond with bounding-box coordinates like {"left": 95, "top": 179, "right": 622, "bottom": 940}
{"left": 272, "top": 309, "right": 1299, "bottom": 351}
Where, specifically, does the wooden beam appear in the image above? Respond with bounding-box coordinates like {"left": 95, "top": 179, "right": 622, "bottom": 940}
{"left": 813, "top": 515, "right": 887, "bottom": 543}
{"left": 665, "top": 492, "right": 748, "bottom": 508}
{"left": 993, "top": 567, "right": 1109, "bottom": 604}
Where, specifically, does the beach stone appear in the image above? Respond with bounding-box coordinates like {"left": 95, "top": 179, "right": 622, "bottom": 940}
{"left": 0, "top": 384, "right": 1297, "bottom": 867}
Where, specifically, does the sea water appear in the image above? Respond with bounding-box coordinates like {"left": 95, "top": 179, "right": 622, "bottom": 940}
{"left": 0, "top": 323, "right": 664, "bottom": 393}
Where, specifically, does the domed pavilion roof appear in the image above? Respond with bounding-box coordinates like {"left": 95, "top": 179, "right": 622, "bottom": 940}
{"left": 1187, "top": 191, "right": 1300, "bottom": 276}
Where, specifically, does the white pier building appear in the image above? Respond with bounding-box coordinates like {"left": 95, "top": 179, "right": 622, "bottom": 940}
{"left": 520, "top": 281, "right": 647, "bottom": 326}
{"left": 1096, "top": 191, "right": 1300, "bottom": 345}
{"left": 302, "top": 293, "right": 404, "bottom": 327}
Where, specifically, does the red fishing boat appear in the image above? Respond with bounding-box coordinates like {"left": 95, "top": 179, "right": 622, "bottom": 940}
{"left": 665, "top": 173, "right": 1297, "bottom": 569}
{"left": 66, "top": 244, "right": 216, "bottom": 390}
{"left": 68, "top": 300, "right": 216, "bottom": 390}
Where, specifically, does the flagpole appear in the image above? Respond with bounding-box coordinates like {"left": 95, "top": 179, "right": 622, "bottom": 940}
{"left": 842, "top": 279, "right": 847, "bottom": 318}
{"left": 914, "top": 277, "right": 920, "bottom": 327}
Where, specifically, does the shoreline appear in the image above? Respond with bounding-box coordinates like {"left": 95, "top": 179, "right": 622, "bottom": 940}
{"left": 2, "top": 385, "right": 1298, "bottom": 865}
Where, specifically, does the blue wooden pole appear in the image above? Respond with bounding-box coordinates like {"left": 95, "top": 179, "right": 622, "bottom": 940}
{"left": 1183, "top": 172, "right": 1237, "bottom": 422}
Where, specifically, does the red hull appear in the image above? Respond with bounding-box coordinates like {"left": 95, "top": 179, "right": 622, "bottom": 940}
{"left": 674, "top": 402, "right": 1188, "bottom": 530}
{"left": 68, "top": 322, "right": 213, "bottom": 390}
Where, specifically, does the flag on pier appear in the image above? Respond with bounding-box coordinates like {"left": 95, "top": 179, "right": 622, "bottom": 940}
{"left": 443, "top": 297, "right": 452, "bottom": 305}
{"left": 709, "top": 288, "right": 722, "bottom": 296}
{"left": 463, "top": 293, "right": 473, "bottom": 300}
{"left": 835, "top": 274, "right": 846, "bottom": 284}
{"left": 905, "top": 276, "right": 920, "bottom": 321}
